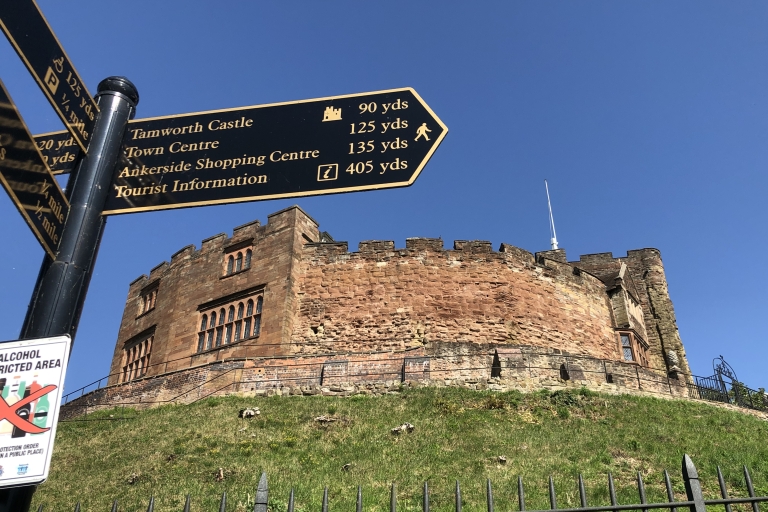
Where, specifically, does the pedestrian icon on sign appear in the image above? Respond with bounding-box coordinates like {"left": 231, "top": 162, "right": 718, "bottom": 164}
{"left": 415, "top": 123, "right": 432, "bottom": 141}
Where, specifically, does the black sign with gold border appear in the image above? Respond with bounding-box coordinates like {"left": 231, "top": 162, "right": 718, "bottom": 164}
{"left": 0, "top": 0, "right": 98, "bottom": 152}
{"left": 99, "top": 87, "right": 446, "bottom": 215}
{"left": 0, "top": 79, "right": 69, "bottom": 258}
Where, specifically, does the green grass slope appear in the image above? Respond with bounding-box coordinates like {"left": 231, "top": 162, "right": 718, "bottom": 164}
{"left": 33, "top": 388, "right": 768, "bottom": 511}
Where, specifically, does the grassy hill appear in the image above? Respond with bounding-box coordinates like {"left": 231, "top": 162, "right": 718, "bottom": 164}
{"left": 33, "top": 387, "right": 768, "bottom": 511}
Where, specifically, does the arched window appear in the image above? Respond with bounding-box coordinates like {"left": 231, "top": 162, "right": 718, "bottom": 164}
{"left": 245, "top": 249, "right": 252, "bottom": 269}
{"left": 227, "top": 255, "right": 234, "bottom": 275}
{"left": 196, "top": 293, "right": 263, "bottom": 350}
{"left": 243, "top": 299, "right": 253, "bottom": 338}
{"left": 253, "top": 315, "right": 261, "bottom": 337}
{"left": 122, "top": 334, "right": 153, "bottom": 383}
{"left": 235, "top": 253, "right": 243, "bottom": 272}
{"left": 198, "top": 315, "right": 208, "bottom": 352}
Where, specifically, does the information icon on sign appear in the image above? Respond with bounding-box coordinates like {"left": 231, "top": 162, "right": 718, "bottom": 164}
{"left": 317, "top": 164, "right": 338, "bottom": 181}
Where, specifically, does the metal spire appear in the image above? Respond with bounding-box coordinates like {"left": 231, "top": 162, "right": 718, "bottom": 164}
{"left": 545, "top": 180, "right": 559, "bottom": 250}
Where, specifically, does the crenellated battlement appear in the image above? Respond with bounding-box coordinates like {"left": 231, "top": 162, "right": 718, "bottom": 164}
{"left": 127, "top": 205, "right": 317, "bottom": 291}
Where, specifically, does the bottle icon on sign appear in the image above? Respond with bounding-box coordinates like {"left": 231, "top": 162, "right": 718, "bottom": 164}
{"left": 32, "top": 392, "right": 49, "bottom": 433}
{"left": 12, "top": 388, "right": 31, "bottom": 438}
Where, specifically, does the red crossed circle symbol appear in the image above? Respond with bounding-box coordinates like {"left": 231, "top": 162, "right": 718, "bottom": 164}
{"left": 0, "top": 385, "right": 57, "bottom": 435}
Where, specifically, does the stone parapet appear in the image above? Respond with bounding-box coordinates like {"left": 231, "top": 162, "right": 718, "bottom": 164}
{"left": 66, "top": 342, "right": 699, "bottom": 420}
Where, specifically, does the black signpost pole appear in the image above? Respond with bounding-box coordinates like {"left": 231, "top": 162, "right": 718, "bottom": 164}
{"left": 0, "top": 76, "right": 138, "bottom": 512}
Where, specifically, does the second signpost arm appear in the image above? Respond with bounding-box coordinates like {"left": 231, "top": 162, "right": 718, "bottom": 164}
{"left": 0, "top": 77, "right": 138, "bottom": 512}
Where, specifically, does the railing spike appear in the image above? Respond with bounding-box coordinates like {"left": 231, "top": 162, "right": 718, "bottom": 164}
{"left": 637, "top": 472, "right": 647, "bottom": 512}
{"left": 423, "top": 482, "right": 430, "bottom": 512}
{"left": 578, "top": 474, "right": 587, "bottom": 508}
{"left": 518, "top": 476, "right": 526, "bottom": 512}
{"left": 183, "top": 494, "right": 191, "bottom": 512}
{"left": 74, "top": 503, "right": 80, "bottom": 512}
{"left": 357, "top": 485, "right": 363, "bottom": 512}
{"left": 147, "top": 496, "right": 155, "bottom": 512}
{"left": 323, "top": 486, "right": 329, "bottom": 512}
{"left": 220, "top": 491, "right": 227, "bottom": 512}
{"left": 717, "top": 466, "right": 733, "bottom": 512}
{"left": 682, "top": 454, "right": 706, "bottom": 512}
{"left": 549, "top": 476, "right": 557, "bottom": 510}
{"left": 663, "top": 469, "right": 677, "bottom": 512}
{"left": 455, "top": 480, "right": 462, "bottom": 512}
{"left": 487, "top": 479, "right": 494, "bottom": 512}
{"left": 390, "top": 484, "right": 396, "bottom": 512}
{"left": 36, "top": 505, "right": 43, "bottom": 512}
{"left": 608, "top": 472, "right": 617, "bottom": 506}
{"left": 254, "top": 472, "right": 268, "bottom": 512}
{"left": 288, "top": 489, "right": 295, "bottom": 512}
{"left": 111, "top": 500, "right": 118, "bottom": 512}
{"left": 744, "top": 465, "right": 761, "bottom": 512}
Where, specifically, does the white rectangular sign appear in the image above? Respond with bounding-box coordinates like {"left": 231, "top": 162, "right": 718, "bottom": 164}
{"left": 0, "top": 335, "right": 70, "bottom": 487}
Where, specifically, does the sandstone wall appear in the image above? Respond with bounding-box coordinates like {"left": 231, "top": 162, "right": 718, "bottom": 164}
{"left": 290, "top": 238, "right": 620, "bottom": 361}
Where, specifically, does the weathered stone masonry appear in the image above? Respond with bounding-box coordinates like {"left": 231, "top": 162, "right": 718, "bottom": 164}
{"left": 84, "top": 205, "right": 690, "bottom": 413}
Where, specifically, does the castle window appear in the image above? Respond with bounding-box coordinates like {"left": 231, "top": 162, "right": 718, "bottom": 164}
{"left": 223, "top": 245, "right": 254, "bottom": 276}
{"left": 197, "top": 291, "right": 264, "bottom": 353}
{"left": 617, "top": 331, "right": 649, "bottom": 367}
{"left": 121, "top": 333, "right": 153, "bottom": 383}
{"left": 197, "top": 315, "right": 208, "bottom": 352}
{"left": 621, "top": 334, "right": 634, "bottom": 362}
{"left": 137, "top": 285, "right": 158, "bottom": 316}
{"left": 253, "top": 296, "right": 263, "bottom": 336}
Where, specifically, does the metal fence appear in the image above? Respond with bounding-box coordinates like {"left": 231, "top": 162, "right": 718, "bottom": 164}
{"left": 42, "top": 455, "right": 766, "bottom": 512}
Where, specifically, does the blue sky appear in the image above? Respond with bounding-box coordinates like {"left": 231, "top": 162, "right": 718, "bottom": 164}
{"left": 1, "top": 1, "right": 767, "bottom": 394}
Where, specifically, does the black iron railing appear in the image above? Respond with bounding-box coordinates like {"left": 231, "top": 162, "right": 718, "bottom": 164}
{"left": 41, "top": 455, "right": 766, "bottom": 512}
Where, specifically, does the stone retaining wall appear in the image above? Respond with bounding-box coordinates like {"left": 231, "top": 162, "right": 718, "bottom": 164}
{"left": 61, "top": 342, "right": 694, "bottom": 420}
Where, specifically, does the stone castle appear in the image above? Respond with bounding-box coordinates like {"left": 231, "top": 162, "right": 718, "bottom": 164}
{"left": 68, "top": 205, "right": 692, "bottom": 412}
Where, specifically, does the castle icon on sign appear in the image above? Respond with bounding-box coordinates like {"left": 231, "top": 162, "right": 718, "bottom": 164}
{"left": 322, "top": 106, "right": 342, "bottom": 122}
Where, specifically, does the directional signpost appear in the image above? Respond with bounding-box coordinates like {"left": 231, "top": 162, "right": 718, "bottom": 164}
{"left": 0, "top": 1, "right": 446, "bottom": 510}
{"left": 33, "top": 88, "right": 447, "bottom": 213}
{"left": 0, "top": 0, "right": 97, "bottom": 152}
{"left": 0, "top": 80, "right": 69, "bottom": 258}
